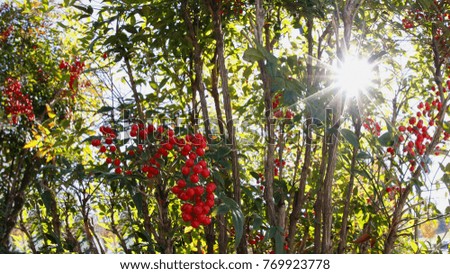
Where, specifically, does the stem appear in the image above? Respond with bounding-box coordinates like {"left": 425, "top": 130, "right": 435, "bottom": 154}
{"left": 337, "top": 115, "right": 361, "bottom": 253}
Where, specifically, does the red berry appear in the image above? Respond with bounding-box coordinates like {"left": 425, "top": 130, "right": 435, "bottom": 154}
{"left": 106, "top": 157, "right": 113, "bottom": 164}
{"left": 199, "top": 160, "right": 207, "bottom": 168}
{"left": 137, "top": 144, "right": 143, "bottom": 152}
{"left": 191, "top": 220, "right": 200, "bottom": 228}
{"left": 186, "top": 188, "right": 195, "bottom": 198}
{"left": 201, "top": 168, "right": 210, "bottom": 178}
{"left": 182, "top": 166, "right": 190, "bottom": 175}
{"left": 177, "top": 179, "right": 187, "bottom": 188}
{"left": 193, "top": 206, "right": 203, "bottom": 216}
{"left": 91, "top": 139, "right": 101, "bottom": 146}
{"left": 115, "top": 167, "right": 122, "bottom": 174}
{"left": 184, "top": 144, "right": 192, "bottom": 152}
{"left": 189, "top": 152, "right": 197, "bottom": 160}
{"left": 172, "top": 186, "right": 182, "bottom": 194}
{"left": 113, "top": 158, "right": 120, "bottom": 166}
{"left": 202, "top": 205, "right": 211, "bottom": 214}
{"left": 164, "top": 143, "right": 173, "bottom": 150}
{"left": 206, "top": 199, "right": 215, "bottom": 207}
{"left": 110, "top": 145, "right": 117, "bottom": 153}
{"left": 181, "top": 204, "right": 193, "bottom": 213}
{"left": 186, "top": 158, "right": 195, "bottom": 167}
{"left": 409, "top": 117, "right": 416, "bottom": 125}
{"left": 190, "top": 174, "right": 199, "bottom": 183}
{"left": 206, "top": 182, "right": 216, "bottom": 193}
{"left": 196, "top": 147, "right": 205, "bottom": 156}
{"left": 125, "top": 170, "right": 132, "bottom": 175}
{"left": 128, "top": 149, "right": 135, "bottom": 156}
{"left": 201, "top": 216, "right": 211, "bottom": 226}
{"left": 179, "top": 193, "right": 188, "bottom": 201}
{"left": 194, "top": 186, "right": 204, "bottom": 195}
{"left": 193, "top": 164, "right": 203, "bottom": 174}
{"left": 99, "top": 145, "right": 107, "bottom": 153}
{"left": 182, "top": 213, "right": 192, "bottom": 222}
{"left": 105, "top": 137, "right": 113, "bottom": 145}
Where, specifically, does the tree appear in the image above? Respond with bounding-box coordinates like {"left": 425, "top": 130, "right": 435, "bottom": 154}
{"left": 1, "top": 0, "right": 449, "bottom": 254}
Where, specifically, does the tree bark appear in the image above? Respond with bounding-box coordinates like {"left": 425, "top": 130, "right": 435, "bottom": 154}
{"left": 205, "top": 0, "right": 246, "bottom": 253}
{"left": 337, "top": 116, "right": 361, "bottom": 253}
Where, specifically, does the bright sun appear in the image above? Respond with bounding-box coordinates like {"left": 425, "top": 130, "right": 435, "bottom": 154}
{"left": 335, "top": 56, "right": 374, "bottom": 97}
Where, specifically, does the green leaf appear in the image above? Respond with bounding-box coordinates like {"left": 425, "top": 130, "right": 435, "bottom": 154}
{"left": 218, "top": 192, "right": 244, "bottom": 247}
{"left": 252, "top": 214, "right": 263, "bottom": 231}
{"left": 283, "top": 89, "right": 300, "bottom": 106}
{"left": 442, "top": 121, "right": 450, "bottom": 134}
{"left": 255, "top": 42, "right": 278, "bottom": 64}
{"left": 263, "top": 226, "right": 277, "bottom": 242}
{"left": 356, "top": 151, "right": 372, "bottom": 160}
{"left": 378, "top": 132, "right": 394, "bottom": 147}
{"left": 132, "top": 192, "right": 144, "bottom": 215}
{"left": 243, "top": 48, "right": 264, "bottom": 63}
{"left": 97, "top": 106, "right": 114, "bottom": 113}
{"left": 213, "top": 203, "right": 230, "bottom": 216}
{"left": 250, "top": 171, "right": 260, "bottom": 180}
{"left": 340, "top": 128, "right": 359, "bottom": 148}
{"left": 40, "top": 190, "right": 53, "bottom": 213}
{"left": 231, "top": 209, "right": 244, "bottom": 248}
{"left": 271, "top": 77, "right": 285, "bottom": 92}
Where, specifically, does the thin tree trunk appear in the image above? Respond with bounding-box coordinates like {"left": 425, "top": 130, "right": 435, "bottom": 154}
{"left": 206, "top": 0, "right": 246, "bottom": 253}
{"left": 124, "top": 55, "right": 145, "bottom": 122}
{"left": 0, "top": 157, "right": 34, "bottom": 253}
{"left": 337, "top": 118, "right": 361, "bottom": 253}
{"left": 287, "top": 17, "right": 314, "bottom": 253}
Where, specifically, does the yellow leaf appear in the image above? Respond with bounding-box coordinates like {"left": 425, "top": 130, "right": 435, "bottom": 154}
{"left": 46, "top": 104, "right": 56, "bottom": 119}
{"left": 36, "top": 150, "right": 47, "bottom": 158}
{"left": 46, "top": 154, "right": 53, "bottom": 163}
{"left": 48, "top": 121, "right": 56, "bottom": 129}
{"left": 24, "top": 140, "right": 39, "bottom": 149}
{"left": 184, "top": 226, "right": 193, "bottom": 234}
{"left": 37, "top": 123, "right": 50, "bottom": 135}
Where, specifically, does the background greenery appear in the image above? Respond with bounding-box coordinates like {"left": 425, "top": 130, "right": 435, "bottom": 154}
{"left": 1, "top": 0, "right": 449, "bottom": 254}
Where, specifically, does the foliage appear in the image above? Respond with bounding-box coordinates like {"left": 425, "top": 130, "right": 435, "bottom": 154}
{"left": 1, "top": 0, "right": 449, "bottom": 254}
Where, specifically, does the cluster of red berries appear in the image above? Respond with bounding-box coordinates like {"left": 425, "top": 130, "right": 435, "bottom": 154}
{"left": 255, "top": 172, "right": 265, "bottom": 191}
{"left": 0, "top": 25, "right": 13, "bottom": 43}
{"left": 219, "top": 0, "right": 244, "bottom": 16}
{"left": 169, "top": 133, "right": 215, "bottom": 229}
{"left": 3, "top": 78, "right": 34, "bottom": 124}
{"left": 274, "top": 158, "right": 286, "bottom": 177}
{"left": 273, "top": 93, "right": 295, "bottom": 120}
{"left": 387, "top": 83, "right": 447, "bottom": 172}
{"left": 59, "top": 57, "right": 85, "bottom": 91}
{"left": 91, "top": 123, "right": 216, "bottom": 229}
{"left": 248, "top": 232, "right": 264, "bottom": 245}
{"left": 363, "top": 117, "right": 381, "bottom": 136}
{"left": 91, "top": 126, "right": 124, "bottom": 174}
{"left": 385, "top": 185, "right": 405, "bottom": 201}
{"left": 402, "top": 1, "right": 450, "bottom": 56}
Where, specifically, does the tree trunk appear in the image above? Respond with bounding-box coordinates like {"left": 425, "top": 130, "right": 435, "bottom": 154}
{"left": 206, "top": 0, "right": 246, "bottom": 253}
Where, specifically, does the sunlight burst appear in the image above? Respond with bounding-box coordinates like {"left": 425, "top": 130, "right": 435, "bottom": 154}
{"left": 335, "top": 56, "right": 374, "bottom": 97}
